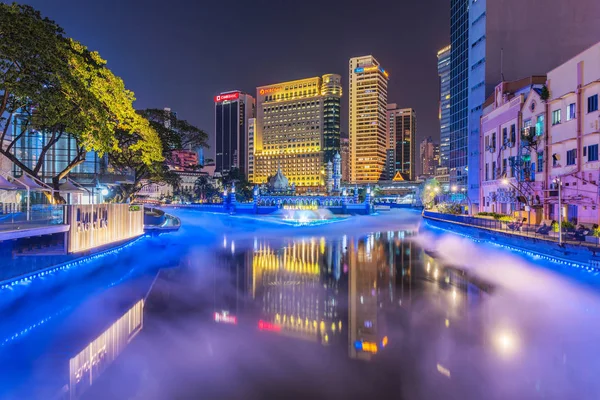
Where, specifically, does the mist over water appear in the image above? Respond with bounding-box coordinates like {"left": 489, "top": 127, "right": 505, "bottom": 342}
{"left": 1, "top": 209, "right": 600, "bottom": 399}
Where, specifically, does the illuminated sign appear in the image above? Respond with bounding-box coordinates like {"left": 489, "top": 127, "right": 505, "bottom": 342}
{"left": 258, "top": 320, "right": 281, "bottom": 332}
{"left": 214, "top": 92, "right": 240, "bottom": 102}
{"left": 354, "top": 66, "right": 389, "bottom": 78}
{"left": 259, "top": 86, "right": 282, "bottom": 96}
{"left": 214, "top": 311, "right": 237, "bottom": 324}
{"left": 354, "top": 340, "right": 378, "bottom": 353}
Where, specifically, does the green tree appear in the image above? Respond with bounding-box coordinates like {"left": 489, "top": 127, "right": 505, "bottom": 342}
{"left": 109, "top": 109, "right": 208, "bottom": 201}
{"left": 221, "top": 168, "right": 252, "bottom": 202}
{"left": 0, "top": 4, "right": 162, "bottom": 200}
{"left": 193, "top": 175, "right": 220, "bottom": 203}
{"left": 420, "top": 178, "right": 441, "bottom": 208}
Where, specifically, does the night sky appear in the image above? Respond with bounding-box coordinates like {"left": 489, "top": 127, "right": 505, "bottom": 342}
{"left": 19, "top": 0, "right": 449, "bottom": 160}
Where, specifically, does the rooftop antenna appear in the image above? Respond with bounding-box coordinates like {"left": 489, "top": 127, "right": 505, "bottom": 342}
{"left": 500, "top": 48, "right": 505, "bottom": 82}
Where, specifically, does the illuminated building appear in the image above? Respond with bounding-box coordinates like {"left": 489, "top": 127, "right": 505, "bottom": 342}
{"left": 251, "top": 239, "right": 342, "bottom": 344}
{"left": 247, "top": 118, "right": 256, "bottom": 182}
{"left": 387, "top": 105, "right": 416, "bottom": 181}
{"left": 437, "top": 45, "right": 451, "bottom": 168}
{"left": 340, "top": 136, "right": 349, "bottom": 182}
{"left": 349, "top": 55, "right": 389, "bottom": 183}
{"left": 420, "top": 136, "right": 440, "bottom": 178}
{"left": 450, "top": 0, "right": 600, "bottom": 210}
{"left": 214, "top": 91, "right": 255, "bottom": 176}
{"left": 169, "top": 149, "right": 199, "bottom": 170}
{"left": 253, "top": 74, "right": 342, "bottom": 189}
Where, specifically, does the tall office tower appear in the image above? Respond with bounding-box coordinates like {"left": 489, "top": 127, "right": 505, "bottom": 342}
{"left": 254, "top": 74, "right": 342, "bottom": 189}
{"left": 437, "top": 45, "right": 451, "bottom": 168}
{"left": 214, "top": 91, "right": 255, "bottom": 176}
{"left": 247, "top": 118, "right": 255, "bottom": 183}
{"left": 420, "top": 136, "right": 440, "bottom": 177}
{"left": 340, "top": 136, "right": 350, "bottom": 182}
{"left": 387, "top": 105, "right": 416, "bottom": 181}
{"left": 449, "top": 0, "right": 469, "bottom": 191}
{"left": 449, "top": 0, "right": 600, "bottom": 212}
{"left": 349, "top": 55, "right": 389, "bottom": 183}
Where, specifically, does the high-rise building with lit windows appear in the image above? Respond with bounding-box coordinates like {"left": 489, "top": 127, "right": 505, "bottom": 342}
{"left": 437, "top": 45, "right": 451, "bottom": 168}
{"left": 253, "top": 75, "right": 342, "bottom": 188}
{"left": 349, "top": 55, "right": 389, "bottom": 183}
{"left": 214, "top": 91, "right": 255, "bottom": 176}
{"left": 387, "top": 105, "right": 416, "bottom": 181}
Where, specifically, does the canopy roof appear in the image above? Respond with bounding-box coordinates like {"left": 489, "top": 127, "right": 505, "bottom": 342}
{"left": 58, "top": 179, "right": 85, "bottom": 193}
{"left": 0, "top": 175, "right": 19, "bottom": 190}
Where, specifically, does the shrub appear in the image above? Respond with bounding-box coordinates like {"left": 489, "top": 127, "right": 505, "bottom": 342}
{"left": 593, "top": 227, "right": 600, "bottom": 237}
{"left": 562, "top": 221, "right": 575, "bottom": 230}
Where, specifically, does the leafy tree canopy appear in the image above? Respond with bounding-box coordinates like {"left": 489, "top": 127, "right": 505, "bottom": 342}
{"left": 0, "top": 3, "right": 162, "bottom": 191}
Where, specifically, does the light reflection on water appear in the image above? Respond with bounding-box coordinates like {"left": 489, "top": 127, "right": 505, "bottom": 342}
{"left": 3, "top": 210, "right": 600, "bottom": 399}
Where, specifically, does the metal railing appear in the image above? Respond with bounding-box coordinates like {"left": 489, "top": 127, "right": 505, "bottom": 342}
{"left": 423, "top": 211, "right": 600, "bottom": 248}
{"left": 0, "top": 203, "right": 65, "bottom": 231}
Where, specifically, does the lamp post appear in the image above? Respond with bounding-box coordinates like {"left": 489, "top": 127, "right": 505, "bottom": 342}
{"left": 554, "top": 177, "right": 562, "bottom": 245}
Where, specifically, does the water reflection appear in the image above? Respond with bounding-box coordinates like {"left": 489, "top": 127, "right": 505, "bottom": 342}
{"left": 69, "top": 299, "right": 144, "bottom": 399}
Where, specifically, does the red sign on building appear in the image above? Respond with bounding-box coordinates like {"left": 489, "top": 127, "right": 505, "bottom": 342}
{"left": 214, "top": 92, "right": 240, "bottom": 102}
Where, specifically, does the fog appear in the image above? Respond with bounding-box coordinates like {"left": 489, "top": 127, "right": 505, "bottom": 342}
{"left": 2, "top": 209, "right": 600, "bottom": 400}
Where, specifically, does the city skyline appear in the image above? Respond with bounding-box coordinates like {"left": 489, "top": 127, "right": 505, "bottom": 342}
{"left": 18, "top": 0, "right": 450, "bottom": 162}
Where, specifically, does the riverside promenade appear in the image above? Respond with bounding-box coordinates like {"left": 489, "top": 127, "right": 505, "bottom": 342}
{"left": 423, "top": 210, "right": 600, "bottom": 270}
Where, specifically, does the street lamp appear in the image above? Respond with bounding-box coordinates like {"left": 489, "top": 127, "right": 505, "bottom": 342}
{"left": 554, "top": 177, "right": 563, "bottom": 245}
{"left": 451, "top": 185, "right": 457, "bottom": 193}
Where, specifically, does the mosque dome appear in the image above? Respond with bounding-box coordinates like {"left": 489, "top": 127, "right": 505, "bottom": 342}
{"left": 268, "top": 166, "right": 289, "bottom": 192}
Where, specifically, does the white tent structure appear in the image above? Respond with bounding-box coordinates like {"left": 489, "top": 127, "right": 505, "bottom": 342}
{"left": 10, "top": 173, "right": 53, "bottom": 221}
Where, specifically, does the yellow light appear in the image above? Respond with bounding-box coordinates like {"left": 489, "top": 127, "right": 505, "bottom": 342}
{"left": 445, "top": 319, "right": 450, "bottom": 327}
{"left": 382, "top": 336, "right": 388, "bottom": 347}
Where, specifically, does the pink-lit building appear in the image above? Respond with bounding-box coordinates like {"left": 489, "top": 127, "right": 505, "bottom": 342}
{"left": 170, "top": 150, "right": 199, "bottom": 171}
{"left": 479, "top": 77, "right": 546, "bottom": 217}
{"left": 546, "top": 42, "right": 600, "bottom": 225}
{"left": 479, "top": 41, "right": 600, "bottom": 226}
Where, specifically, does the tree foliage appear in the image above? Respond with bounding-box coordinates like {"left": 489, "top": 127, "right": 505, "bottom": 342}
{"left": 108, "top": 109, "right": 209, "bottom": 201}
{"left": 0, "top": 4, "right": 161, "bottom": 198}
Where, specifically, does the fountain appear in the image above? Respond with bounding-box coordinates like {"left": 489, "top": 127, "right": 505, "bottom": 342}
{"left": 273, "top": 204, "right": 340, "bottom": 226}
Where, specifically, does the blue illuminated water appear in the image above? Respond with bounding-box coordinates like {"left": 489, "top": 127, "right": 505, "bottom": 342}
{"left": 1, "top": 209, "right": 600, "bottom": 400}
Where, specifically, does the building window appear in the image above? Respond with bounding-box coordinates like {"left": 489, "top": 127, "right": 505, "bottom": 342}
{"left": 502, "top": 127, "right": 507, "bottom": 145}
{"left": 510, "top": 124, "right": 516, "bottom": 144}
{"left": 509, "top": 156, "right": 515, "bottom": 177}
{"left": 552, "top": 109, "right": 561, "bottom": 125}
{"left": 492, "top": 161, "right": 496, "bottom": 179}
{"left": 566, "top": 149, "right": 576, "bottom": 166}
{"left": 588, "top": 144, "right": 599, "bottom": 162}
{"left": 536, "top": 115, "right": 545, "bottom": 135}
{"left": 537, "top": 151, "right": 544, "bottom": 172}
{"left": 567, "top": 103, "right": 576, "bottom": 121}
{"left": 502, "top": 158, "right": 507, "bottom": 176}
{"left": 588, "top": 94, "right": 599, "bottom": 113}
{"left": 485, "top": 163, "right": 489, "bottom": 181}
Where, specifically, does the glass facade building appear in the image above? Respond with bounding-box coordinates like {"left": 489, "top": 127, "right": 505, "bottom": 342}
{"left": 214, "top": 91, "right": 255, "bottom": 176}
{"left": 449, "top": 0, "right": 469, "bottom": 190}
{"left": 437, "top": 45, "right": 451, "bottom": 168}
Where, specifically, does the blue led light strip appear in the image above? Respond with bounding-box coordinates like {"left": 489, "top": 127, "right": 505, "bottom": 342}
{"left": 0, "top": 235, "right": 147, "bottom": 292}
{"left": 424, "top": 221, "right": 598, "bottom": 273}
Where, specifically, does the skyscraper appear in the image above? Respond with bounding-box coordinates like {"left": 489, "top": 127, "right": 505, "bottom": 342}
{"left": 387, "top": 105, "right": 416, "bottom": 181}
{"left": 349, "top": 55, "right": 389, "bottom": 183}
{"left": 437, "top": 45, "right": 451, "bottom": 168}
{"left": 340, "top": 136, "right": 349, "bottom": 183}
{"left": 247, "top": 118, "right": 256, "bottom": 183}
{"left": 419, "top": 136, "right": 440, "bottom": 178}
{"left": 253, "top": 74, "right": 342, "bottom": 188}
{"left": 214, "top": 91, "right": 255, "bottom": 176}
{"left": 449, "top": 0, "right": 469, "bottom": 190}
{"left": 450, "top": 0, "right": 600, "bottom": 212}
